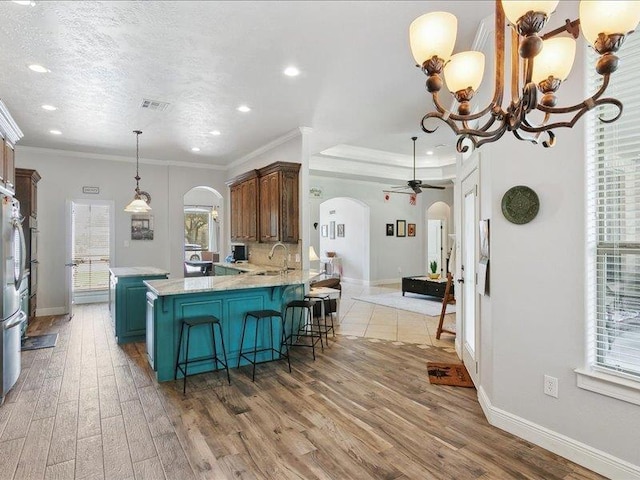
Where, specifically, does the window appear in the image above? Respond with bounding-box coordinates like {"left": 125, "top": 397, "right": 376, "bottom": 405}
{"left": 586, "top": 33, "right": 640, "bottom": 382}
{"left": 72, "top": 202, "right": 111, "bottom": 303}
{"left": 184, "top": 206, "right": 219, "bottom": 256}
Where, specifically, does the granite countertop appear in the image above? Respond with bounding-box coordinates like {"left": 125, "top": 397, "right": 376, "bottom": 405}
{"left": 145, "top": 270, "right": 321, "bottom": 297}
{"left": 109, "top": 267, "right": 170, "bottom": 277}
{"left": 211, "top": 262, "right": 270, "bottom": 274}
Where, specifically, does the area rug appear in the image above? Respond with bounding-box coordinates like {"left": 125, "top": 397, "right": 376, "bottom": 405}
{"left": 427, "top": 362, "right": 475, "bottom": 388}
{"left": 353, "top": 291, "right": 456, "bottom": 316}
{"left": 21, "top": 333, "right": 58, "bottom": 351}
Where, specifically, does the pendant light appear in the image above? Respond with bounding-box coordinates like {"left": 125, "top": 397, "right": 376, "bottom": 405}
{"left": 124, "top": 130, "right": 152, "bottom": 213}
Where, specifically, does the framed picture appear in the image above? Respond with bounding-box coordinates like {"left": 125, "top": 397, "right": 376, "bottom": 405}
{"left": 329, "top": 221, "right": 336, "bottom": 239}
{"left": 386, "top": 223, "right": 394, "bottom": 236}
{"left": 337, "top": 224, "right": 345, "bottom": 237}
{"left": 408, "top": 223, "right": 416, "bottom": 237}
{"left": 396, "top": 219, "right": 406, "bottom": 237}
{"left": 321, "top": 224, "right": 328, "bottom": 237}
{"left": 131, "top": 214, "right": 154, "bottom": 240}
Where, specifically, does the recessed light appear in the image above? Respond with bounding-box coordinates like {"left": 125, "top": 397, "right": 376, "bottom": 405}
{"left": 13, "top": 1, "right": 35, "bottom": 5}
{"left": 191, "top": 147, "right": 200, "bottom": 152}
{"left": 28, "top": 64, "right": 49, "bottom": 73}
{"left": 209, "top": 130, "right": 221, "bottom": 136}
{"left": 237, "top": 105, "right": 251, "bottom": 113}
{"left": 49, "top": 129, "right": 62, "bottom": 135}
{"left": 41, "top": 104, "right": 57, "bottom": 111}
{"left": 426, "top": 150, "right": 434, "bottom": 155}
{"left": 283, "top": 66, "right": 300, "bottom": 77}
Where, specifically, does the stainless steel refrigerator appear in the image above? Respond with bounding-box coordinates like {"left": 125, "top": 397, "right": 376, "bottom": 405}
{"left": 0, "top": 193, "right": 26, "bottom": 404}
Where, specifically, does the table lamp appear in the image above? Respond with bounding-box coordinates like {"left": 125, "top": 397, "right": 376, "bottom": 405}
{"left": 309, "top": 246, "right": 320, "bottom": 271}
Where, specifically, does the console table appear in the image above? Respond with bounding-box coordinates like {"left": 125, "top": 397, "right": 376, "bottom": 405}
{"left": 402, "top": 276, "right": 453, "bottom": 299}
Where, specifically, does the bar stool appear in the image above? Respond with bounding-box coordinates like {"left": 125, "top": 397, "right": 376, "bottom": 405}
{"left": 237, "top": 309, "right": 291, "bottom": 381}
{"left": 284, "top": 300, "right": 323, "bottom": 360}
{"left": 174, "top": 315, "right": 231, "bottom": 394}
{"left": 304, "top": 292, "right": 335, "bottom": 345}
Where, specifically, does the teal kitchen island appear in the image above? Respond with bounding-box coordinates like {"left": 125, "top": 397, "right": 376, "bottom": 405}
{"left": 144, "top": 271, "right": 317, "bottom": 382}
{"left": 109, "top": 267, "right": 170, "bottom": 344}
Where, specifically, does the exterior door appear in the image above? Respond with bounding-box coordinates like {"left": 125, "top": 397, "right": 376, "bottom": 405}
{"left": 460, "top": 169, "right": 479, "bottom": 385}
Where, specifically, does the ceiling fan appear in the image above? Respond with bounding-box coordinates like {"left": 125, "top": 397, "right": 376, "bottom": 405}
{"left": 384, "top": 137, "right": 444, "bottom": 195}
{"left": 385, "top": 137, "right": 445, "bottom": 195}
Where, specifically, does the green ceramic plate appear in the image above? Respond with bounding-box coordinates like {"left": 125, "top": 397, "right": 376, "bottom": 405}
{"left": 501, "top": 185, "right": 539, "bottom": 225}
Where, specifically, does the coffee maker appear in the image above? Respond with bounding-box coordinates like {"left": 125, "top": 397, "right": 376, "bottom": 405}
{"left": 231, "top": 244, "right": 248, "bottom": 262}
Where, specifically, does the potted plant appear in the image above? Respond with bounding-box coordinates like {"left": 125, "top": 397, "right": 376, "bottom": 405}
{"left": 429, "top": 260, "right": 440, "bottom": 279}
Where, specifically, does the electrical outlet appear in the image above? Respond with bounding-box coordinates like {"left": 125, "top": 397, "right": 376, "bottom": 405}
{"left": 288, "top": 254, "right": 291, "bottom": 261}
{"left": 544, "top": 375, "right": 558, "bottom": 398}
{"left": 295, "top": 253, "right": 300, "bottom": 262}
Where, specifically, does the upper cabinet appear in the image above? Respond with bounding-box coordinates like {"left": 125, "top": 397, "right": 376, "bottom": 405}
{"left": 228, "top": 170, "right": 259, "bottom": 242}
{"left": 227, "top": 161, "right": 300, "bottom": 244}
{"left": 0, "top": 100, "right": 24, "bottom": 195}
{"left": 258, "top": 162, "right": 299, "bottom": 243}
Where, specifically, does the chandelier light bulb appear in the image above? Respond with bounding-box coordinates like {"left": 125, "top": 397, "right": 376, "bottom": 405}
{"left": 409, "top": 11, "right": 458, "bottom": 65}
{"left": 501, "top": 1, "right": 559, "bottom": 27}
{"left": 579, "top": 1, "right": 640, "bottom": 46}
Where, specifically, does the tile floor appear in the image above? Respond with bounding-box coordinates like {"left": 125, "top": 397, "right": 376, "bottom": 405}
{"left": 333, "top": 282, "right": 457, "bottom": 350}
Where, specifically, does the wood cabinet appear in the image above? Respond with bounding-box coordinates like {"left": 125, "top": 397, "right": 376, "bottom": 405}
{"left": 228, "top": 170, "right": 258, "bottom": 242}
{"left": 15, "top": 168, "right": 41, "bottom": 322}
{"left": 228, "top": 162, "right": 300, "bottom": 244}
{"left": 4, "top": 141, "right": 14, "bottom": 191}
{"left": 258, "top": 162, "right": 300, "bottom": 243}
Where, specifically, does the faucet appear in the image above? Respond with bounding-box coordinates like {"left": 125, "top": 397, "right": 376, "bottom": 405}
{"left": 268, "top": 242, "right": 289, "bottom": 272}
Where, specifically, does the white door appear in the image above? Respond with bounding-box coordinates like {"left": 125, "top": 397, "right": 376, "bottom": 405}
{"left": 460, "top": 169, "right": 479, "bottom": 385}
{"left": 67, "top": 200, "right": 114, "bottom": 311}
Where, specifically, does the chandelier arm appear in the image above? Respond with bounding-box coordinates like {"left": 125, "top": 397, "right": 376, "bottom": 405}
{"left": 521, "top": 97, "right": 622, "bottom": 133}
{"left": 432, "top": 92, "right": 498, "bottom": 122}
{"left": 473, "top": 123, "right": 510, "bottom": 149}
{"left": 537, "top": 74, "right": 611, "bottom": 116}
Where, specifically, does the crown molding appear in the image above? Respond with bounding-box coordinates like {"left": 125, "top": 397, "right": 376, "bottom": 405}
{"left": 226, "top": 128, "right": 303, "bottom": 171}
{"left": 0, "top": 100, "right": 24, "bottom": 145}
{"left": 16, "top": 145, "right": 227, "bottom": 170}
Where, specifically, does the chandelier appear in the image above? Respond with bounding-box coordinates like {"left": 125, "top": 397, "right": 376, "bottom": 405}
{"left": 410, "top": 1, "right": 640, "bottom": 152}
{"left": 124, "top": 130, "right": 152, "bottom": 213}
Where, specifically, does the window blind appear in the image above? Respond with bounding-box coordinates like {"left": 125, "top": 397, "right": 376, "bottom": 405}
{"left": 72, "top": 203, "right": 110, "bottom": 293}
{"left": 586, "top": 33, "right": 640, "bottom": 379}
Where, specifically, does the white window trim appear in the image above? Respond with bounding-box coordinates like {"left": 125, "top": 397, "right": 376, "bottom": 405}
{"left": 575, "top": 368, "right": 640, "bottom": 406}
{"left": 578, "top": 33, "right": 640, "bottom": 401}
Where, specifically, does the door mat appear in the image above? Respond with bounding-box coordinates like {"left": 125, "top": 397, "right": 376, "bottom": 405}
{"left": 427, "top": 362, "right": 475, "bottom": 388}
{"left": 21, "top": 334, "right": 58, "bottom": 351}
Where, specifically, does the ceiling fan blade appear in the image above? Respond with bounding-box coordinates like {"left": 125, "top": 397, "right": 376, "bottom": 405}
{"left": 383, "top": 190, "right": 416, "bottom": 195}
{"left": 421, "top": 183, "right": 445, "bottom": 190}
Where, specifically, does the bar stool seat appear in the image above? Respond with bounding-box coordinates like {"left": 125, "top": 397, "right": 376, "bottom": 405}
{"left": 284, "top": 300, "right": 323, "bottom": 360}
{"left": 175, "top": 315, "right": 231, "bottom": 394}
{"left": 304, "top": 292, "right": 335, "bottom": 345}
{"left": 238, "top": 309, "right": 291, "bottom": 381}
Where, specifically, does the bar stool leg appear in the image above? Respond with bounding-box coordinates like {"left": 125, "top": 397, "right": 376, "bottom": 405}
{"left": 237, "top": 314, "right": 248, "bottom": 368}
{"left": 209, "top": 323, "right": 219, "bottom": 371}
{"left": 280, "top": 316, "right": 292, "bottom": 373}
{"left": 183, "top": 325, "right": 192, "bottom": 395}
{"left": 174, "top": 322, "right": 185, "bottom": 381}
{"left": 269, "top": 316, "right": 275, "bottom": 361}
{"left": 215, "top": 322, "right": 231, "bottom": 385}
{"left": 307, "top": 307, "right": 316, "bottom": 360}
{"left": 252, "top": 316, "right": 260, "bottom": 382}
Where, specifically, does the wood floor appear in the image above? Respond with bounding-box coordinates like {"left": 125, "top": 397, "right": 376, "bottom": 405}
{"left": 0, "top": 304, "right": 603, "bottom": 480}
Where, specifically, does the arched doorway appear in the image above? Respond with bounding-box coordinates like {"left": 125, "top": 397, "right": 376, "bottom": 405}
{"left": 318, "top": 197, "right": 370, "bottom": 282}
{"left": 425, "top": 201, "right": 452, "bottom": 277}
{"left": 183, "top": 186, "right": 223, "bottom": 276}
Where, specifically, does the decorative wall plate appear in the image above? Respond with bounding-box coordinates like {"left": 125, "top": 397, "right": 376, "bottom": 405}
{"left": 501, "top": 185, "right": 539, "bottom": 224}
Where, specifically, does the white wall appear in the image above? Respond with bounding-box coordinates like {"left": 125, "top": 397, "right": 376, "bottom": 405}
{"left": 16, "top": 146, "right": 226, "bottom": 314}
{"left": 472, "top": 1, "right": 640, "bottom": 473}
{"left": 319, "top": 197, "right": 369, "bottom": 282}
{"left": 310, "top": 174, "right": 453, "bottom": 283}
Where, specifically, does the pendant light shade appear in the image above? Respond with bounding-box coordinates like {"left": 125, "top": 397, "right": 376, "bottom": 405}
{"left": 124, "top": 130, "right": 152, "bottom": 213}
{"left": 409, "top": 12, "right": 458, "bottom": 65}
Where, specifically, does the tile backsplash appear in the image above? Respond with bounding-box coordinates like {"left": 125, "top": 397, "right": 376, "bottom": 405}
{"left": 244, "top": 242, "right": 301, "bottom": 269}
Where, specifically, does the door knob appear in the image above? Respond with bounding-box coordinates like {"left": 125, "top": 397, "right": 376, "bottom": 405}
{"left": 65, "top": 263, "right": 78, "bottom": 267}
{"left": 457, "top": 278, "right": 464, "bottom": 284}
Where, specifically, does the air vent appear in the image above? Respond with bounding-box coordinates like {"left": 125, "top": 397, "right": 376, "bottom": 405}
{"left": 140, "top": 98, "right": 170, "bottom": 111}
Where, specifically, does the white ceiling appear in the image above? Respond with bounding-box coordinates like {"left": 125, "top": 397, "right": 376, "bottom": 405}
{"left": 0, "top": 1, "right": 493, "bottom": 169}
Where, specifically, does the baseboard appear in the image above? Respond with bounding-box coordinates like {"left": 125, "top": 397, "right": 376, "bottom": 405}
{"left": 365, "top": 277, "right": 401, "bottom": 286}
{"left": 477, "top": 387, "right": 640, "bottom": 479}
{"left": 36, "top": 307, "right": 68, "bottom": 316}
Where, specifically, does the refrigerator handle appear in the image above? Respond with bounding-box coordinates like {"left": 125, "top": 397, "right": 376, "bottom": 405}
{"left": 5, "top": 311, "right": 27, "bottom": 330}
{"left": 13, "top": 218, "right": 26, "bottom": 289}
